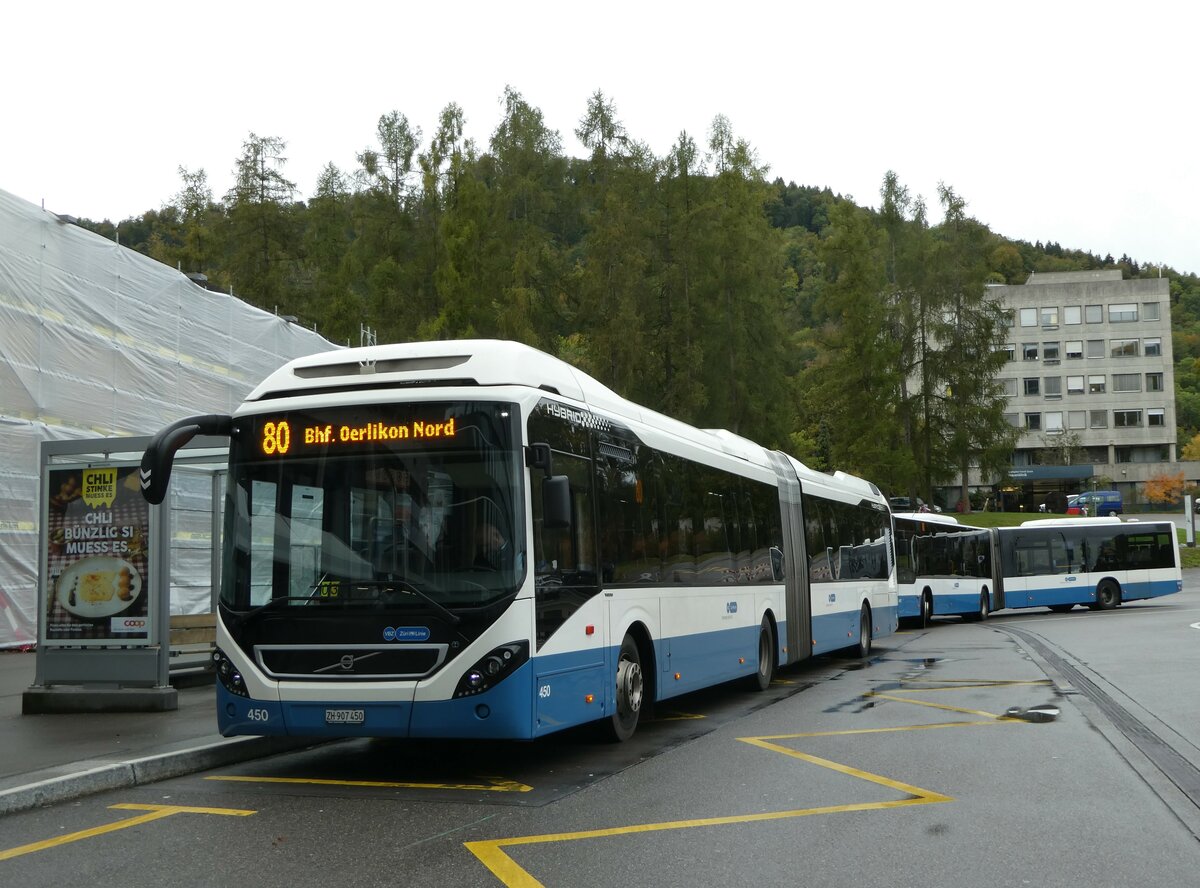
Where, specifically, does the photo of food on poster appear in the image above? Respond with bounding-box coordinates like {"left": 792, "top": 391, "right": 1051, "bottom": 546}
{"left": 44, "top": 466, "right": 150, "bottom": 644}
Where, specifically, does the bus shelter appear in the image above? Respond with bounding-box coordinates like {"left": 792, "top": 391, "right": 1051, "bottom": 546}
{"left": 23, "top": 435, "right": 227, "bottom": 712}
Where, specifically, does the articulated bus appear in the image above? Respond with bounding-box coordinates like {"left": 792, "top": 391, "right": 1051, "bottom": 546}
{"left": 994, "top": 518, "right": 1181, "bottom": 612}
{"left": 895, "top": 514, "right": 1181, "bottom": 622}
{"left": 139, "top": 340, "right": 897, "bottom": 742}
{"left": 892, "top": 512, "right": 995, "bottom": 625}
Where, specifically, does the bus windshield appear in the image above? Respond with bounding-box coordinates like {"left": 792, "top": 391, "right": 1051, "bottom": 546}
{"left": 221, "top": 401, "right": 523, "bottom": 615}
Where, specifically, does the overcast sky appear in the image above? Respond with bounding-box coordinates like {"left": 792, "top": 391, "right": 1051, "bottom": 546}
{"left": 5, "top": 2, "right": 1197, "bottom": 274}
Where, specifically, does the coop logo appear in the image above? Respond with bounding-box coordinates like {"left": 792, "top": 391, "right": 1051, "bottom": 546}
{"left": 111, "top": 617, "right": 148, "bottom": 633}
{"left": 383, "top": 626, "right": 431, "bottom": 642}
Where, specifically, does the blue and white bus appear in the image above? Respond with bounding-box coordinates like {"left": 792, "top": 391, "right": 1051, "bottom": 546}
{"left": 892, "top": 512, "right": 996, "bottom": 625}
{"left": 994, "top": 518, "right": 1181, "bottom": 612}
{"left": 139, "top": 340, "right": 897, "bottom": 742}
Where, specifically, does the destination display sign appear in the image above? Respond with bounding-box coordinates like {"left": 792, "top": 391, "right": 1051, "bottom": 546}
{"left": 253, "top": 412, "right": 461, "bottom": 457}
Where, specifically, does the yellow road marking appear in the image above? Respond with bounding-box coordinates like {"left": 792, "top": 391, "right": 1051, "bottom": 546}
{"left": 466, "top": 727, "right": 955, "bottom": 886}
{"left": 0, "top": 804, "right": 254, "bottom": 861}
{"left": 465, "top": 676, "right": 1047, "bottom": 885}
{"left": 898, "top": 679, "right": 1052, "bottom": 689}
{"left": 206, "top": 774, "right": 532, "bottom": 792}
{"left": 865, "top": 692, "right": 1004, "bottom": 719}
{"left": 652, "top": 711, "right": 706, "bottom": 721}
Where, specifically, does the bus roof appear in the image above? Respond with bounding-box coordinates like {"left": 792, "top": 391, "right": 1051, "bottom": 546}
{"left": 245, "top": 339, "right": 884, "bottom": 502}
{"left": 1016, "top": 517, "right": 1123, "bottom": 528}
{"left": 891, "top": 511, "right": 961, "bottom": 526}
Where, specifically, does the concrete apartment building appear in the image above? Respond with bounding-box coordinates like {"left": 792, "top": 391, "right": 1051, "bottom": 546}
{"left": 964, "top": 270, "right": 1177, "bottom": 510}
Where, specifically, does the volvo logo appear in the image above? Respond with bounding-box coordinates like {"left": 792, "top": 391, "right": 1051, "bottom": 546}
{"left": 340, "top": 655, "right": 355, "bottom": 671}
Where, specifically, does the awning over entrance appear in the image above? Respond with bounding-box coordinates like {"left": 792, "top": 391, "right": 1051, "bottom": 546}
{"left": 1004, "top": 465, "right": 1095, "bottom": 481}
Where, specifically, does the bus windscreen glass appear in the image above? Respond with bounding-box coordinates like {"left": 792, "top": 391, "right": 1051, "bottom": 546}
{"left": 221, "top": 401, "right": 523, "bottom": 614}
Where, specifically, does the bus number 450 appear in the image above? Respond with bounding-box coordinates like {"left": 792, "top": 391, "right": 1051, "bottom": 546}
{"left": 538, "top": 684, "right": 551, "bottom": 699}
{"left": 246, "top": 708, "right": 270, "bottom": 721}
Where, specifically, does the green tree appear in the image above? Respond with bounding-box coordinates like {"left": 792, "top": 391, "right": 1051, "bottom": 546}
{"left": 924, "top": 185, "right": 1018, "bottom": 511}
{"left": 224, "top": 133, "right": 298, "bottom": 309}
{"left": 692, "top": 115, "right": 792, "bottom": 444}
{"left": 878, "top": 171, "right": 930, "bottom": 500}
{"left": 802, "top": 201, "right": 911, "bottom": 483}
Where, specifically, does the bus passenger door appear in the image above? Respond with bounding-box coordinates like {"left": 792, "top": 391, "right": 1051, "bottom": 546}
{"left": 530, "top": 448, "right": 607, "bottom": 735}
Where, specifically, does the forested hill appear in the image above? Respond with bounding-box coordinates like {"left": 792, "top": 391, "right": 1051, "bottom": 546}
{"left": 67, "top": 91, "right": 1200, "bottom": 491}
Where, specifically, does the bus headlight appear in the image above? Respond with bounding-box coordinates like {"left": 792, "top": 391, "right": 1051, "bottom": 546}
{"left": 213, "top": 647, "right": 249, "bottom": 697}
{"left": 454, "top": 641, "right": 528, "bottom": 698}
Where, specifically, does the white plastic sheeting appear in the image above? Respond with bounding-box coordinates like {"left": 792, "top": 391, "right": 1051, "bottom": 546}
{"left": 0, "top": 188, "right": 339, "bottom": 648}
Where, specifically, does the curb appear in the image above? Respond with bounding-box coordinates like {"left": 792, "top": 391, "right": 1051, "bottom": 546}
{"left": 0, "top": 735, "right": 314, "bottom": 817}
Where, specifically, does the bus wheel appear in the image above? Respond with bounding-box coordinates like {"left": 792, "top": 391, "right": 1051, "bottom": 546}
{"left": 748, "top": 616, "right": 776, "bottom": 691}
{"left": 856, "top": 606, "right": 873, "bottom": 659}
{"left": 603, "top": 634, "right": 644, "bottom": 742}
{"left": 1094, "top": 580, "right": 1121, "bottom": 611}
{"left": 919, "top": 592, "right": 932, "bottom": 628}
{"left": 963, "top": 592, "right": 989, "bottom": 622}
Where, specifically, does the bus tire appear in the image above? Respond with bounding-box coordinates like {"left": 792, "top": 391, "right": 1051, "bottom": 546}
{"left": 963, "top": 591, "right": 989, "bottom": 622}
{"left": 747, "top": 615, "right": 776, "bottom": 691}
{"left": 602, "top": 633, "right": 644, "bottom": 742}
{"left": 856, "top": 605, "right": 872, "bottom": 659}
{"left": 1093, "top": 580, "right": 1121, "bottom": 611}
{"left": 919, "top": 590, "right": 933, "bottom": 628}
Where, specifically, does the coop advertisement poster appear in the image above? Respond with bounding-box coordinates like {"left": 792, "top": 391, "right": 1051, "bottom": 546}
{"left": 43, "top": 466, "right": 151, "bottom": 645}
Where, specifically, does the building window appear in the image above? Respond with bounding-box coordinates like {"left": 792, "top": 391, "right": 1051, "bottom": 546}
{"left": 1026, "top": 413, "right": 1041, "bottom": 431}
{"left": 1110, "top": 339, "right": 1139, "bottom": 358}
{"left": 1065, "top": 340, "right": 1083, "bottom": 359}
{"left": 1090, "top": 410, "right": 1108, "bottom": 428}
{"left": 1020, "top": 308, "right": 1038, "bottom": 327}
{"left": 1067, "top": 375, "right": 1084, "bottom": 395}
{"left": 1114, "top": 409, "right": 1142, "bottom": 428}
{"left": 1002, "top": 343, "right": 1015, "bottom": 361}
{"left": 1064, "top": 306, "right": 1082, "bottom": 325}
{"left": 1087, "top": 340, "right": 1105, "bottom": 358}
{"left": 1044, "top": 377, "right": 1062, "bottom": 398}
{"left": 1068, "top": 410, "right": 1086, "bottom": 430}
{"left": 1022, "top": 343, "right": 1038, "bottom": 361}
{"left": 1002, "top": 378, "right": 1018, "bottom": 397}
{"left": 1041, "top": 306, "right": 1059, "bottom": 326}
{"left": 1142, "top": 303, "right": 1161, "bottom": 322}
{"left": 1148, "top": 408, "right": 1165, "bottom": 427}
{"left": 1144, "top": 337, "right": 1162, "bottom": 357}
{"left": 1045, "top": 412, "right": 1064, "bottom": 433}
{"left": 1108, "top": 303, "right": 1138, "bottom": 322}
{"left": 1112, "top": 373, "right": 1141, "bottom": 393}
{"left": 1023, "top": 377, "right": 1040, "bottom": 396}
{"left": 1042, "top": 342, "right": 1060, "bottom": 361}
{"left": 1088, "top": 375, "right": 1106, "bottom": 394}
{"left": 1004, "top": 413, "right": 1019, "bottom": 427}
{"left": 1003, "top": 309, "right": 1015, "bottom": 328}
{"left": 1085, "top": 304, "right": 1103, "bottom": 323}
{"left": 1146, "top": 372, "right": 1164, "bottom": 392}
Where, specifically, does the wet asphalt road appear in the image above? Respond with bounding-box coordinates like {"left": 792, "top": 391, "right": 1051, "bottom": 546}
{"left": 4, "top": 582, "right": 1199, "bottom": 888}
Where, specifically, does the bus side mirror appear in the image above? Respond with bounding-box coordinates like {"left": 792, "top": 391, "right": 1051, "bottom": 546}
{"left": 542, "top": 475, "right": 571, "bottom": 530}
{"left": 140, "top": 414, "right": 233, "bottom": 504}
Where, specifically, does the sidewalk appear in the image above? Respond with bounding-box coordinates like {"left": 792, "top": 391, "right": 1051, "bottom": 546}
{"left": 0, "top": 649, "right": 309, "bottom": 817}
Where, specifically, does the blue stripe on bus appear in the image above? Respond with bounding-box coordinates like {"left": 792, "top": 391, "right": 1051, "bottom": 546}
{"left": 1005, "top": 577, "right": 1180, "bottom": 609}
{"left": 216, "top": 608, "right": 897, "bottom": 740}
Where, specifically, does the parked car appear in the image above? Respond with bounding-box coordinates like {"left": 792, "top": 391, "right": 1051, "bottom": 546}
{"left": 1066, "top": 490, "right": 1122, "bottom": 517}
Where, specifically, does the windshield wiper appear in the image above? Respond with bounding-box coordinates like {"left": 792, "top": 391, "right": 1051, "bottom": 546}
{"left": 344, "top": 578, "right": 462, "bottom": 625}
